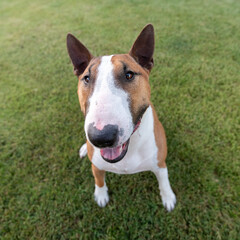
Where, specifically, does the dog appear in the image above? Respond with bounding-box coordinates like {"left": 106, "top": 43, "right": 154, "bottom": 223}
{"left": 66, "top": 24, "right": 176, "bottom": 211}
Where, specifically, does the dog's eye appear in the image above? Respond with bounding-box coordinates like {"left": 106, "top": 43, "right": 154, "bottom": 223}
{"left": 83, "top": 75, "right": 90, "bottom": 84}
{"left": 125, "top": 71, "right": 134, "bottom": 80}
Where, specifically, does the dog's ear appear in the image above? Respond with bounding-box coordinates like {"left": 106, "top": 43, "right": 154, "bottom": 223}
{"left": 129, "top": 24, "right": 154, "bottom": 71}
{"left": 66, "top": 34, "right": 93, "bottom": 76}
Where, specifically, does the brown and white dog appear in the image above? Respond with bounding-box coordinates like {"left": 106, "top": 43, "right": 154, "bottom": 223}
{"left": 66, "top": 24, "right": 176, "bottom": 211}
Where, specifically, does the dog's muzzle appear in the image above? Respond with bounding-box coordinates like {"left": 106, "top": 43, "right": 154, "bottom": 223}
{"left": 87, "top": 123, "right": 129, "bottom": 163}
{"left": 87, "top": 119, "right": 141, "bottom": 163}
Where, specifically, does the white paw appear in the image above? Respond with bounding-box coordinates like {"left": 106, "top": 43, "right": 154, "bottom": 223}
{"left": 94, "top": 184, "right": 109, "bottom": 207}
{"left": 79, "top": 143, "right": 87, "bottom": 158}
{"left": 160, "top": 189, "right": 176, "bottom": 212}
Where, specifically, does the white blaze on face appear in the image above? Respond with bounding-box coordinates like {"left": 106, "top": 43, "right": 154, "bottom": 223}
{"left": 84, "top": 55, "right": 134, "bottom": 146}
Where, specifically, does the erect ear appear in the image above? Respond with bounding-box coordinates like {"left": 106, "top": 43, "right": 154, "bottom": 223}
{"left": 129, "top": 24, "right": 154, "bottom": 71}
{"left": 66, "top": 33, "right": 93, "bottom": 76}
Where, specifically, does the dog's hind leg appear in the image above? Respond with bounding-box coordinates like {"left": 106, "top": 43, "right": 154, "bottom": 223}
{"left": 92, "top": 164, "right": 109, "bottom": 207}
{"left": 79, "top": 143, "right": 88, "bottom": 158}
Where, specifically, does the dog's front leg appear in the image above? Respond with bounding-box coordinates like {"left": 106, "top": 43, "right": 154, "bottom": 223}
{"left": 153, "top": 167, "right": 176, "bottom": 212}
{"left": 92, "top": 164, "right": 109, "bottom": 207}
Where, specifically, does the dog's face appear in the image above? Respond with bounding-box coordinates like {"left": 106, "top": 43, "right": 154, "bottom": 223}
{"left": 67, "top": 24, "right": 154, "bottom": 163}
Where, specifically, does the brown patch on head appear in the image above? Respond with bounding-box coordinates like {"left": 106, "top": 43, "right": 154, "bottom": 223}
{"left": 66, "top": 33, "right": 102, "bottom": 116}
{"left": 77, "top": 57, "right": 101, "bottom": 116}
{"left": 111, "top": 54, "right": 151, "bottom": 124}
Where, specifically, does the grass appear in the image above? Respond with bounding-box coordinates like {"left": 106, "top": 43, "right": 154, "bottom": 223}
{"left": 0, "top": 0, "right": 239, "bottom": 239}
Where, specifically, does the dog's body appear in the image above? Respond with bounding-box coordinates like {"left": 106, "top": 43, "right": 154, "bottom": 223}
{"left": 67, "top": 24, "right": 176, "bottom": 211}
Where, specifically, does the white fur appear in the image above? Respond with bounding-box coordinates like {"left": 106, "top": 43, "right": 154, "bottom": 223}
{"left": 94, "top": 182, "right": 109, "bottom": 207}
{"left": 91, "top": 106, "right": 158, "bottom": 174}
{"left": 84, "top": 55, "right": 133, "bottom": 146}
{"left": 153, "top": 168, "right": 176, "bottom": 211}
{"left": 79, "top": 143, "right": 87, "bottom": 158}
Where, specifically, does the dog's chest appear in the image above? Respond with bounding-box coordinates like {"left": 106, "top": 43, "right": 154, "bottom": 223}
{"left": 91, "top": 106, "right": 159, "bottom": 174}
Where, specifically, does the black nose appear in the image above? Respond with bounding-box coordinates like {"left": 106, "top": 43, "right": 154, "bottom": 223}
{"left": 87, "top": 123, "right": 119, "bottom": 148}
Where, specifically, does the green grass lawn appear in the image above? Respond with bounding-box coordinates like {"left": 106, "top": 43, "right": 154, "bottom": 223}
{"left": 0, "top": 0, "right": 239, "bottom": 239}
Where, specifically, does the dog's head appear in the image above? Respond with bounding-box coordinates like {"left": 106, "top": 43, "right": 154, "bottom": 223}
{"left": 67, "top": 24, "right": 154, "bottom": 163}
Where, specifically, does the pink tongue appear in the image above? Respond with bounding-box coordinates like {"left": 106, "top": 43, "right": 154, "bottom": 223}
{"left": 100, "top": 145, "right": 122, "bottom": 160}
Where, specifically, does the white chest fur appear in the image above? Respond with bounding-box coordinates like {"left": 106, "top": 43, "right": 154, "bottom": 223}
{"left": 91, "top": 106, "right": 159, "bottom": 174}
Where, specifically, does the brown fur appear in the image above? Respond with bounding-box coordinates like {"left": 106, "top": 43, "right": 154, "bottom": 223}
{"left": 151, "top": 104, "right": 167, "bottom": 168}
{"left": 87, "top": 141, "right": 105, "bottom": 187}
{"left": 66, "top": 33, "right": 93, "bottom": 76}
{"left": 92, "top": 163, "right": 105, "bottom": 187}
{"left": 77, "top": 57, "right": 101, "bottom": 115}
{"left": 129, "top": 24, "right": 154, "bottom": 71}
{"left": 111, "top": 54, "right": 151, "bottom": 124}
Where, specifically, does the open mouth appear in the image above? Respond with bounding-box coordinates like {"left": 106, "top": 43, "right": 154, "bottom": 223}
{"left": 100, "top": 118, "right": 141, "bottom": 163}
{"left": 100, "top": 139, "right": 130, "bottom": 163}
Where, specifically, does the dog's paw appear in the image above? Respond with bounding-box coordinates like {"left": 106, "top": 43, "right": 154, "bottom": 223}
{"left": 79, "top": 143, "right": 87, "bottom": 158}
{"left": 94, "top": 184, "right": 109, "bottom": 207}
{"left": 161, "top": 189, "right": 176, "bottom": 212}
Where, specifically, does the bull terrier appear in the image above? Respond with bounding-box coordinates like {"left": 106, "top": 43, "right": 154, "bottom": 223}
{"left": 66, "top": 24, "right": 176, "bottom": 211}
